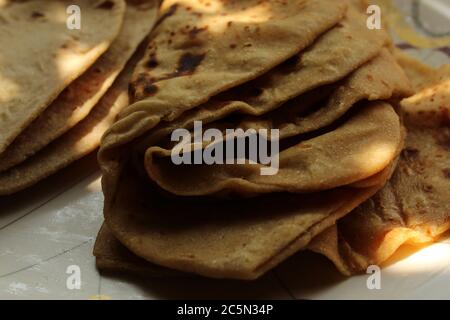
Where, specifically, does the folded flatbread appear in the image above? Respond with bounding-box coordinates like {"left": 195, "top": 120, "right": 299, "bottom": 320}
{"left": 0, "top": 0, "right": 160, "bottom": 172}
{"left": 103, "top": 158, "right": 390, "bottom": 279}
{"left": 99, "top": 0, "right": 348, "bottom": 196}
{"left": 142, "top": 50, "right": 411, "bottom": 196}
{"left": 96, "top": 81, "right": 399, "bottom": 278}
{"left": 139, "top": 3, "right": 389, "bottom": 124}
{"left": 0, "top": 0, "right": 126, "bottom": 154}
{"left": 0, "top": 2, "right": 160, "bottom": 195}
{"left": 309, "top": 56, "right": 450, "bottom": 275}
{"left": 97, "top": 0, "right": 412, "bottom": 280}
{"left": 95, "top": 160, "right": 400, "bottom": 277}
{"left": 98, "top": 94, "right": 406, "bottom": 278}
{"left": 95, "top": 224, "right": 182, "bottom": 278}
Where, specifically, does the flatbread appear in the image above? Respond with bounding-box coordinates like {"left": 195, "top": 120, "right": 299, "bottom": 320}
{"left": 141, "top": 50, "right": 411, "bottom": 196}
{"left": 138, "top": 48, "right": 410, "bottom": 148}
{"left": 120, "top": 1, "right": 396, "bottom": 151}
{"left": 0, "top": 29, "right": 157, "bottom": 195}
{"left": 114, "top": 4, "right": 397, "bottom": 194}
{"left": 104, "top": 161, "right": 388, "bottom": 280}
{"left": 94, "top": 224, "right": 182, "bottom": 277}
{"left": 238, "top": 49, "right": 411, "bottom": 138}
{"left": 94, "top": 162, "right": 398, "bottom": 278}
{"left": 309, "top": 56, "right": 450, "bottom": 275}
{"left": 96, "top": 1, "right": 407, "bottom": 279}
{"left": 147, "top": 4, "right": 390, "bottom": 124}
{"left": 95, "top": 152, "right": 398, "bottom": 278}
{"left": 0, "top": 0, "right": 160, "bottom": 172}
{"left": 99, "top": 0, "right": 347, "bottom": 200}
{"left": 394, "top": 49, "right": 438, "bottom": 90}
{"left": 0, "top": 0, "right": 126, "bottom": 154}
{"left": 144, "top": 102, "right": 403, "bottom": 196}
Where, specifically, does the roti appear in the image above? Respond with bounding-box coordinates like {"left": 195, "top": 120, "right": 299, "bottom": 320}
{"left": 0, "top": 0, "right": 160, "bottom": 172}
{"left": 144, "top": 102, "right": 403, "bottom": 196}
{"left": 94, "top": 224, "right": 182, "bottom": 278}
{"left": 0, "top": 21, "right": 159, "bottom": 195}
{"left": 99, "top": 0, "right": 348, "bottom": 201}
{"left": 96, "top": 0, "right": 411, "bottom": 280}
{"left": 0, "top": 0, "right": 126, "bottom": 153}
{"left": 309, "top": 56, "right": 450, "bottom": 275}
{"left": 104, "top": 160, "right": 389, "bottom": 279}
{"left": 141, "top": 50, "right": 411, "bottom": 196}
{"left": 94, "top": 162, "right": 399, "bottom": 278}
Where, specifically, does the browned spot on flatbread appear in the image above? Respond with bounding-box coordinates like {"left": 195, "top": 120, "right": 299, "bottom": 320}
{"left": 96, "top": 0, "right": 115, "bottom": 9}
{"left": 31, "top": 11, "right": 44, "bottom": 18}
{"left": 443, "top": 168, "right": 450, "bottom": 179}
{"left": 423, "top": 184, "right": 434, "bottom": 193}
{"left": 131, "top": 73, "right": 155, "bottom": 98}
{"left": 132, "top": 53, "right": 205, "bottom": 99}
{"left": 146, "top": 53, "right": 158, "bottom": 69}
{"left": 189, "top": 26, "right": 208, "bottom": 38}
{"left": 144, "top": 84, "right": 159, "bottom": 96}
{"left": 176, "top": 53, "right": 205, "bottom": 76}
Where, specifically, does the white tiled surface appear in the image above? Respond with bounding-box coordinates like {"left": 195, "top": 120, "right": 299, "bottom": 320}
{"left": 1, "top": 0, "right": 450, "bottom": 299}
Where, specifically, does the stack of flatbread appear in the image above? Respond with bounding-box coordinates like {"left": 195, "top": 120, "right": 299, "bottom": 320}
{"left": 94, "top": 0, "right": 429, "bottom": 280}
{"left": 3, "top": 0, "right": 447, "bottom": 281}
{"left": 309, "top": 52, "right": 450, "bottom": 275}
{"left": 0, "top": 0, "right": 160, "bottom": 195}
